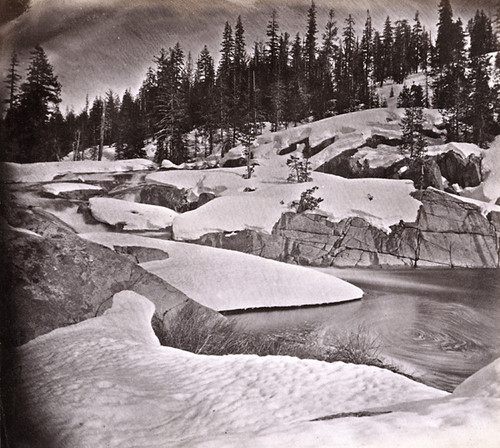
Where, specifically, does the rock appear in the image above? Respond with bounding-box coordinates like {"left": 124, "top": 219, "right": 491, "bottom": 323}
{"left": 113, "top": 245, "right": 169, "bottom": 263}
{"left": 222, "top": 157, "right": 247, "bottom": 168}
{"left": 0, "top": 206, "right": 216, "bottom": 346}
{"left": 109, "top": 183, "right": 215, "bottom": 212}
{"left": 190, "top": 189, "right": 499, "bottom": 268}
{"left": 437, "top": 151, "right": 482, "bottom": 188}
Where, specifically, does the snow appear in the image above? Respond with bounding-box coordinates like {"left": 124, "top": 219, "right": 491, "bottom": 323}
{"left": 12, "top": 291, "right": 500, "bottom": 448}
{"left": 461, "top": 136, "right": 500, "bottom": 204}
{"left": 170, "top": 174, "right": 421, "bottom": 240}
{"left": 426, "top": 142, "right": 484, "bottom": 159}
{"left": 88, "top": 198, "right": 178, "bottom": 230}
{"left": 1, "top": 159, "right": 156, "bottom": 183}
{"left": 63, "top": 145, "right": 117, "bottom": 162}
{"left": 42, "top": 182, "right": 103, "bottom": 196}
{"left": 81, "top": 233, "right": 363, "bottom": 310}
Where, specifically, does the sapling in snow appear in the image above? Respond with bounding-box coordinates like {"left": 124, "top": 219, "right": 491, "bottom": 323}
{"left": 287, "top": 154, "right": 312, "bottom": 183}
{"left": 292, "top": 186, "right": 324, "bottom": 213}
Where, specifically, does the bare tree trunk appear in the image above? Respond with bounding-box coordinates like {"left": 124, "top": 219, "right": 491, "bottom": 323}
{"left": 98, "top": 106, "right": 105, "bottom": 161}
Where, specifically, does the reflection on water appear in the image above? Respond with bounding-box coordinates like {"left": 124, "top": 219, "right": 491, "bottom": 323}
{"left": 227, "top": 268, "right": 500, "bottom": 392}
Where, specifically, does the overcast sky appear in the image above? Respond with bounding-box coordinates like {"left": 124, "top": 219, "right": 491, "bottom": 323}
{"left": 1, "top": 0, "right": 497, "bottom": 111}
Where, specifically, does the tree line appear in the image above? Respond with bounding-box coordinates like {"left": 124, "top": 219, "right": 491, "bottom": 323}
{"left": 1, "top": 0, "right": 500, "bottom": 164}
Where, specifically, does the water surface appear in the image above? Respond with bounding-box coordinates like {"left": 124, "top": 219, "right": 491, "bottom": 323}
{"left": 228, "top": 268, "right": 500, "bottom": 391}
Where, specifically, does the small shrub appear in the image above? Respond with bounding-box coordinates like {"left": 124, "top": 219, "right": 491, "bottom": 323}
{"left": 291, "top": 186, "right": 324, "bottom": 213}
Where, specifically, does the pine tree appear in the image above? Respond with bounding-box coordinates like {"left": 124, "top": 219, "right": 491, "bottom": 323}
{"left": 392, "top": 20, "right": 411, "bottom": 84}
{"left": 4, "top": 52, "right": 22, "bottom": 110}
{"left": 304, "top": 0, "right": 318, "bottom": 84}
{"left": 266, "top": 9, "right": 280, "bottom": 80}
{"left": 373, "top": 31, "right": 385, "bottom": 86}
{"left": 317, "top": 9, "right": 338, "bottom": 117}
{"left": 468, "top": 55, "right": 496, "bottom": 147}
{"left": 360, "top": 10, "right": 374, "bottom": 107}
{"left": 409, "top": 12, "right": 423, "bottom": 73}
{"left": 218, "top": 22, "right": 235, "bottom": 152}
{"left": 469, "top": 10, "right": 495, "bottom": 58}
{"left": 194, "top": 45, "right": 216, "bottom": 155}
{"left": 435, "top": 0, "right": 455, "bottom": 68}
{"left": 17, "top": 46, "right": 62, "bottom": 162}
{"left": 116, "top": 90, "right": 145, "bottom": 159}
{"left": 381, "top": 16, "right": 394, "bottom": 83}
{"left": 400, "top": 106, "right": 427, "bottom": 189}
{"left": 155, "top": 44, "right": 189, "bottom": 164}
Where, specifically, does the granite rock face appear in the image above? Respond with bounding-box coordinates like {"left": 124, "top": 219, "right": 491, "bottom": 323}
{"left": 194, "top": 189, "right": 499, "bottom": 268}
{"left": 317, "top": 149, "right": 482, "bottom": 190}
{"left": 0, "top": 207, "right": 214, "bottom": 346}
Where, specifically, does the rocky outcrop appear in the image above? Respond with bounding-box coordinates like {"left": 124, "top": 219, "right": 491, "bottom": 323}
{"left": 194, "top": 189, "right": 499, "bottom": 268}
{"left": 437, "top": 151, "right": 482, "bottom": 188}
{"left": 0, "top": 206, "right": 215, "bottom": 346}
{"left": 109, "top": 183, "right": 215, "bottom": 212}
{"left": 316, "top": 149, "right": 481, "bottom": 190}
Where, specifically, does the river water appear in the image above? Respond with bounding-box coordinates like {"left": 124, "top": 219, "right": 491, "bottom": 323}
{"left": 228, "top": 268, "right": 500, "bottom": 392}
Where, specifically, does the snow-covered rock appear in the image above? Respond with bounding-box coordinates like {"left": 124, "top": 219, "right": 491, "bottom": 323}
{"left": 1, "top": 159, "right": 156, "bottom": 183}
{"left": 7, "top": 291, "right": 500, "bottom": 448}
{"left": 81, "top": 233, "right": 363, "bottom": 310}
{"left": 89, "top": 197, "right": 178, "bottom": 230}
{"left": 171, "top": 175, "right": 422, "bottom": 240}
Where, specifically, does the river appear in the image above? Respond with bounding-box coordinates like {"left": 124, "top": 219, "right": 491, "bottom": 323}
{"left": 227, "top": 268, "right": 500, "bottom": 392}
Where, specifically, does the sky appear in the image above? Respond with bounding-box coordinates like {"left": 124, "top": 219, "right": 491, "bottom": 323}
{"left": 0, "top": 0, "right": 497, "bottom": 112}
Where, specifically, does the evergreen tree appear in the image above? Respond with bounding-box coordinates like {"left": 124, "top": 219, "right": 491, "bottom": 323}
{"left": 304, "top": 0, "right": 318, "bottom": 84}
{"left": 116, "top": 90, "right": 145, "bottom": 159}
{"left": 286, "top": 33, "right": 308, "bottom": 124}
{"left": 155, "top": 44, "right": 189, "bottom": 164}
{"left": 392, "top": 19, "right": 411, "bottom": 83}
{"left": 360, "top": 10, "right": 374, "bottom": 107}
{"left": 400, "top": 105, "right": 427, "bottom": 189}
{"left": 469, "top": 10, "right": 495, "bottom": 58}
{"left": 373, "top": 31, "right": 384, "bottom": 86}
{"left": 400, "top": 106, "right": 427, "bottom": 159}
{"left": 218, "top": 22, "right": 235, "bottom": 152}
{"left": 17, "top": 46, "right": 61, "bottom": 162}
{"left": 468, "top": 55, "right": 496, "bottom": 147}
{"left": 382, "top": 17, "right": 393, "bottom": 82}
{"left": 266, "top": 9, "right": 280, "bottom": 80}
{"left": 193, "top": 45, "right": 217, "bottom": 155}
{"left": 435, "top": 0, "right": 455, "bottom": 68}
{"left": 104, "top": 90, "right": 120, "bottom": 145}
{"left": 409, "top": 12, "right": 423, "bottom": 73}
{"left": 4, "top": 52, "right": 22, "bottom": 110}
{"left": 317, "top": 9, "right": 338, "bottom": 117}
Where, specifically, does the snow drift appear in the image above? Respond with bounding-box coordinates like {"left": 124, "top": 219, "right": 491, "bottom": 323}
{"left": 8, "top": 291, "right": 500, "bottom": 448}
{"left": 82, "top": 233, "right": 363, "bottom": 310}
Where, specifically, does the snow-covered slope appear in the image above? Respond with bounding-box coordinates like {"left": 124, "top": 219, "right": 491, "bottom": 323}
{"left": 81, "top": 233, "right": 363, "bottom": 310}
{"left": 1, "top": 159, "right": 156, "bottom": 183}
{"left": 10, "top": 291, "right": 499, "bottom": 448}
{"left": 88, "top": 197, "right": 178, "bottom": 230}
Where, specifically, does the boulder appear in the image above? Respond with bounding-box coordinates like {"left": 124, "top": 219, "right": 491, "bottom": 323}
{"left": 109, "top": 183, "right": 215, "bottom": 212}
{"left": 0, "top": 206, "right": 216, "bottom": 346}
{"left": 437, "top": 151, "right": 482, "bottom": 188}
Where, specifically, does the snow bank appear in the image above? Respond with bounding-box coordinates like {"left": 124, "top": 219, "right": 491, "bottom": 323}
{"left": 426, "top": 142, "right": 484, "bottom": 159}
{"left": 81, "top": 233, "right": 363, "bottom": 310}
{"left": 89, "top": 198, "right": 178, "bottom": 230}
{"left": 1, "top": 159, "right": 156, "bottom": 183}
{"left": 172, "top": 174, "right": 421, "bottom": 240}
{"left": 63, "top": 145, "right": 117, "bottom": 162}
{"left": 14, "top": 292, "right": 500, "bottom": 448}
{"left": 461, "top": 137, "right": 500, "bottom": 204}
{"left": 42, "top": 182, "right": 103, "bottom": 196}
